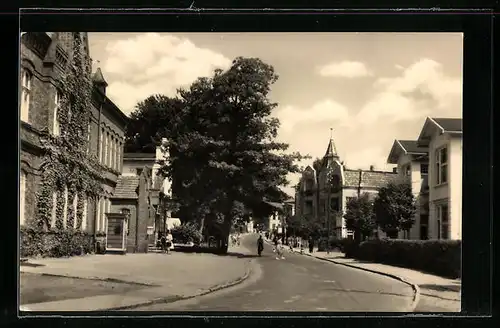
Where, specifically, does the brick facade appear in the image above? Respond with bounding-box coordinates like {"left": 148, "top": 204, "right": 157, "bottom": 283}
{"left": 19, "top": 32, "right": 128, "bottom": 239}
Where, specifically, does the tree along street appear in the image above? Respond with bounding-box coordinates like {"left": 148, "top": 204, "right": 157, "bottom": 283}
{"left": 131, "top": 234, "right": 414, "bottom": 312}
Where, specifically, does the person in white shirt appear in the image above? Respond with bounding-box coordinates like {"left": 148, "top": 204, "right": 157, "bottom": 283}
{"left": 166, "top": 230, "right": 174, "bottom": 254}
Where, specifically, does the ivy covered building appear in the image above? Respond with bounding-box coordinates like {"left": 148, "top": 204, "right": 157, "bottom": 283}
{"left": 19, "top": 32, "right": 128, "bottom": 252}
{"left": 294, "top": 137, "right": 400, "bottom": 239}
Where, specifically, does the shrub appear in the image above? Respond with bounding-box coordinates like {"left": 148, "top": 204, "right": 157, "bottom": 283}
{"left": 354, "top": 239, "right": 461, "bottom": 278}
{"left": 171, "top": 222, "right": 202, "bottom": 245}
{"left": 20, "top": 227, "right": 94, "bottom": 258}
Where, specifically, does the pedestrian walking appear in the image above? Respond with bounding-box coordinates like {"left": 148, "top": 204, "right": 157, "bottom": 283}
{"left": 275, "top": 239, "right": 285, "bottom": 260}
{"left": 165, "top": 229, "right": 174, "bottom": 254}
{"left": 257, "top": 235, "right": 264, "bottom": 257}
{"left": 309, "top": 237, "right": 314, "bottom": 253}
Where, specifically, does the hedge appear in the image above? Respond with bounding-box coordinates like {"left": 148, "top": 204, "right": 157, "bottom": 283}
{"left": 347, "top": 238, "right": 461, "bottom": 278}
{"left": 20, "top": 227, "right": 94, "bottom": 258}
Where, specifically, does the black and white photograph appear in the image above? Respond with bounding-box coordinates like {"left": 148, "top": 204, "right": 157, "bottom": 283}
{"left": 19, "top": 31, "right": 463, "bottom": 313}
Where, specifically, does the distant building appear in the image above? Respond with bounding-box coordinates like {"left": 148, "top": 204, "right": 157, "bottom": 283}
{"left": 113, "top": 138, "right": 174, "bottom": 252}
{"left": 295, "top": 137, "right": 399, "bottom": 239}
{"left": 388, "top": 117, "right": 462, "bottom": 240}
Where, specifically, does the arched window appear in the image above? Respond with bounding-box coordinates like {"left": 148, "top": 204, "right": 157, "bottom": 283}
{"left": 20, "top": 69, "right": 32, "bottom": 122}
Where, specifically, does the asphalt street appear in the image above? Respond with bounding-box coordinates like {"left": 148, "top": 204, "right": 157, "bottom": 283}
{"left": 132, "top": 234, "right": 415, "bottom": 312}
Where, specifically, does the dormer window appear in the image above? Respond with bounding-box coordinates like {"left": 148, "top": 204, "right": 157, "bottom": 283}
{"left": 20, "top": 69, "right": 32, "bottom": 123}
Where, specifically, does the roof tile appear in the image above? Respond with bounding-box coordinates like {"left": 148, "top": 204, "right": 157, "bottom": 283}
{"left": 111, "top": 176, "right": 140, "bottom": 199}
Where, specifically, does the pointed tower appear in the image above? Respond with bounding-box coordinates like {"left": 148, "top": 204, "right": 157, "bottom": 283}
{"left": 322, "top": 129, "right": 340, "bottom": 168}
{"left": 92, "top": 67, "right": 108, "bottom": 95}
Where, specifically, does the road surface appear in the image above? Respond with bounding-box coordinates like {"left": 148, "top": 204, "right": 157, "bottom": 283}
{"left": 132, "top": 234, "right": 415, "bottom": 312}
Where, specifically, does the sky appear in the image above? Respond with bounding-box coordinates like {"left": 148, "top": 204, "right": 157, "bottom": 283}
{"left": 88, "top": 32, "right": 463, "bottom": 197}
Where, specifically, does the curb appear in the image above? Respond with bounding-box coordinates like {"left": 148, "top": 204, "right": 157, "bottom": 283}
{"left": 104, "top": 258, "right": 254, "bottom": 311}
{"left": 300, "top": 252, "right": 421, "bottom": 312}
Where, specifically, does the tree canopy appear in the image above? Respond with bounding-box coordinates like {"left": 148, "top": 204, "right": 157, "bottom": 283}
{"left": 344, "top": 193, "right": 377, "bottom": 242}
{"left": 129, "top": 57, "right": 307, "bottom": 252}
{"left": 373, "top": 181, "right": 416, "bottom": 238}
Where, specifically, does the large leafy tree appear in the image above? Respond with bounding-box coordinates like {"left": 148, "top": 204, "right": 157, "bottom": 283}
{"left": 124, "top": 95, "right": 184, "bottom": 153}
{"left": 373, "top": 182, "right": 416, "bottom": 238}
{"left": 158, "top": 57, "right": 306, "bottom": 253}
{"left": 344, "top": 193, "right": 377, "bottom": 242}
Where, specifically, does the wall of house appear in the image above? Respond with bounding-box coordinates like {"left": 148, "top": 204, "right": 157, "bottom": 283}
{"left": 110, "top": 200, "right": 138, "bottom": 253}
{"left": 428, "top": 132, "right": 451, "bottom": 239}
{"left": 136, "top": 173, "right": 153, "bottom": 252}
{"left": 396, "top": 153, "right": 424, "bottom": 240}
{"left": 449, "top": 136, "right": 463, "bottom": 240}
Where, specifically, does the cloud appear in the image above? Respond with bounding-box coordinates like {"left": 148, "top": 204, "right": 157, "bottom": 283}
{"left": 318, "top": 60, "right": 373, "bottom": 78}
{"left": 343, "top": 147, "right": 391, "bottom": 171}
{"left": 357, "top": 58, "right": 462, "bottom": 125}
{"left": 274, "top": 99, "right": 351, "bottom": 134}
{"left": 102, "top": 33, "right": 231, "bottom": 114}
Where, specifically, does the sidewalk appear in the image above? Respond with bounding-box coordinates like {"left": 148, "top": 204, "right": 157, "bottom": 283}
{"left": 300, "top": 248, "right": 461, "bottom": 312}
{"left": 20, "top": 243, "right": 252, "bottom": 312}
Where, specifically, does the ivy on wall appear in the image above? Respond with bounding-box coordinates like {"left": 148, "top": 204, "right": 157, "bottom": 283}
{"left": 28, "top": 32, "right": 105, "bottom": 233}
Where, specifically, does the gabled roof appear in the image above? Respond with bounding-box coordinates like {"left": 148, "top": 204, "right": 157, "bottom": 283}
{"left": 111, "top": 176, "right": 139, "bottom": 200}
{"left": 387, "top": 140, "right": 429, "bottom": 164}
{"left": 432, "top": 118, "right": 463, "bottom": 133}
{"left": 417, "top": 117, "right": 463, "bottom": 146}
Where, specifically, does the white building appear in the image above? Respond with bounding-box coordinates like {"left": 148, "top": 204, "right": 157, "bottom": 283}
{"left": 388, "top": 117, "right": 462, "bottom": 240}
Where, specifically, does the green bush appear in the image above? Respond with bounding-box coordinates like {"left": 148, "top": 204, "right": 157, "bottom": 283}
{"left": 353, "top": 239, "right": 461, "bottom": 278}
{"left": 20, "top": 227, "right": 94, "bottom": 258}
{"left": 171, "top": 222, "right": 202, "bottom": 245}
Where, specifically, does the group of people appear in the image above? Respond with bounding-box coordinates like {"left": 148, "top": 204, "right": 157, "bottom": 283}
{"left": 256, "top": 234, "right": 317, "bottom": 259}
{"left": 230, "top": 233, "right": 241, "bottom": 246}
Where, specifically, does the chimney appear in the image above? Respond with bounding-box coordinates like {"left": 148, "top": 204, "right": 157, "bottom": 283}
{"left": 370, "top": 165, "right": 374, "bottom": 171}
{"left": 393, "top": 167, "right": 397, "bottom": 173}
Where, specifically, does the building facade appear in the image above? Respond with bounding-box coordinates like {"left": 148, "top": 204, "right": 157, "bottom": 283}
{"left": 295, "top": 138, "right": 399, "bottom": 239}
{"left": 114, "top": 139, "right": 174, "bottom": 251}
{"left": 387, "top": 140, "right": 430, "bottom": 239}
{"left": 20, "top": 32, "right": 128, "bottom": 240}
{"left": 388, "top": 117, "right": 462, "bottom": 240}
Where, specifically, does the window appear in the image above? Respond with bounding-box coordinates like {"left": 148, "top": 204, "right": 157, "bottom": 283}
{"left": 63, "top": 186, "right": 69, "bottom": 228}
{"left": 435, "top": 147, "right": 448, "bottom": 185}
{"left": 330, "top": 197, "right": 339, "bottom": 212}
{"left": 20, "top": 69, "right": 32, "bottom": 122}
{"left": 420, "top": 214, "right": 429, "bottom": 240}
{"left": 73, "top": 193, "right": 79, "bottom": 229}
{"left": 82, "top": 197, "right": 88, "bottom": 231}
{"left": 104, "top": 132, "right": 109, "bottom": 166}
{"left": 87, "top": 120, "right": 91, "bottom": 153}
{"left": 20, "top": 171, "right": 26, "bottom": 226}
{"left": 99, "top": 128, "right": 104, "bottom": 163}
{"left": 319, "top": 199, "right": 326, "bottom": 214}
{"left": 305, "top": 200, "right": 313, "bottom": 215}
{"left": 404, "top": 164, "right": 411, "bottom": 177}
{"left": 305, "top": 179, "right": 314, "bottom": 191}
{"left": 53, "top": 90, "right": 62, "bottom": 136}
{"left": 437, "top": 204, "right": 449, "bottom": 239}
{"left": 51, "top": 191, "right": 57, "bottom": 228}
{"left": 420, "top": 163, "right": 429, "bottom": 175}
